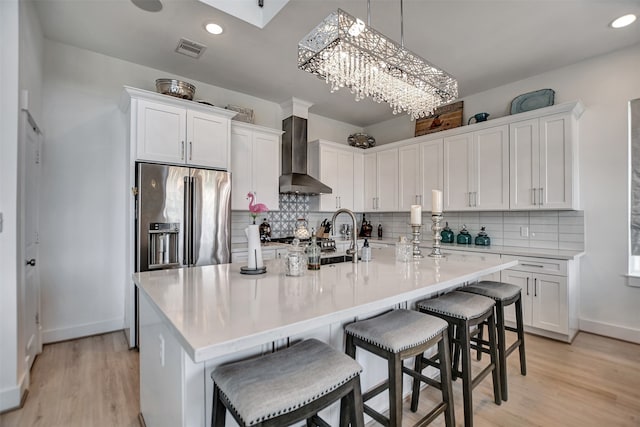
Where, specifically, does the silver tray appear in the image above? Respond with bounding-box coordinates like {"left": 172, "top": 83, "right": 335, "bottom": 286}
{"left": 510, "top": 89, "right": 555, "bottom": 114}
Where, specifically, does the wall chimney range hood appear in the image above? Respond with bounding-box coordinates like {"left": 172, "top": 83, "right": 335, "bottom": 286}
{"left": 279, "top": 99, "right": 332, "bottom": 195}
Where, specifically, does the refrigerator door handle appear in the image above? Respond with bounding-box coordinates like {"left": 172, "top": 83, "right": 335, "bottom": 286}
{"left": 189, "top": 177, "right": 196, "bottom": 265}
{"left": 183, "top": 176, "right": 189, "bottom": 265}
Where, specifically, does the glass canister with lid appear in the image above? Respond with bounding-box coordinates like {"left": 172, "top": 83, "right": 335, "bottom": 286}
{"left": 285, "top": 238, "right": 306, "bottom": 276}
{"left": 395, "top": 235, "right": 412, "bottom": 262}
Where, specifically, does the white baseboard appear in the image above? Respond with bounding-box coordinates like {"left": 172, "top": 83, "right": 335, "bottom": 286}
{"left": 579, "top": 318, "right": 640, "bottom": 344}
{"left": 42, "top": 317, "right": 124, "bottom": 344}
{"left": 0, "top": 373, "right": 27, "bottom": 413}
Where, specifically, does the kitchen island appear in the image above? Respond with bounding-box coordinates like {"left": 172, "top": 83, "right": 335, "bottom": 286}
{"left": 134, "top": 248, "right": 517, "bottom": 427}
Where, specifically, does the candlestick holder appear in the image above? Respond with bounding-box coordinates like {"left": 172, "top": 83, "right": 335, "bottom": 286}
{"left": 410, "top": 224, "right": 424, "bottom": 258}
{"left": 429, "top": 213, "right": 445, "bottom": 258}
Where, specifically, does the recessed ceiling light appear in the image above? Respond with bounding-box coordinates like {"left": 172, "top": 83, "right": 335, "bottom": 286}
{"left": 611, "top": 14, "right": 637, "bottom": 29}
{"left": 205, "top": 23, "right": 224, "bottom": 35}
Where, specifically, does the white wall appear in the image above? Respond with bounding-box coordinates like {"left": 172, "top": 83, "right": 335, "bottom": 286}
{"left": 308, "top": 112, "right": 362, "bottom": 144}
{"left": 370, "top": 44, "right": 640, "bottom": 342}
{"left": 0, "top": 0, "right": 21, "bottom": 412}
{"left": 38, "top": 40, "right": 361, "bottom": 343}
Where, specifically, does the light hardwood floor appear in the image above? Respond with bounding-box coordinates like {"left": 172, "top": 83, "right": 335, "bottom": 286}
{"left": 1, "top": 331, "right": 638, "bottom": 427}
{"left": 0, "top": 331, "right": 139, "bottom": 427}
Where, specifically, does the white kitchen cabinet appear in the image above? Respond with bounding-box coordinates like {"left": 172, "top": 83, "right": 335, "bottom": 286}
{"left": 308, "top": 140, "right": 355, "bottom": 211}
{"left": 444, "top": 125, "right": 509, "bottom": 211}
{"left": 364, "top": 148, "right": 398, "bottom": 211}
{"left": 124, "top": 87, "right": 235, "bottom": 169}
{"left": 230, "top": 122, "right": 281, "bottom": 211}
{"left": 510, "top": 112, "right": 580, "bottom": 210}
{"left": 399, "top": 139, "right": 444, "bottom": 211}
{"left": 501, "top": 255, "right": 578, "bottom": 342}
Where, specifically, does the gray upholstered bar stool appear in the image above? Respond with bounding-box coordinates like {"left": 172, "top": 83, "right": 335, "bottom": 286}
{"left": 210, "top": 338, "right": 365, "bottom": 427}
{"left": 344, "top": 309, "right": 455, "bottom": 427}
{"left": 416, "top": 291, "right": 501, "bottom": 427}
{"left": 460, "top": 280, "right": 526, "bottom": 401}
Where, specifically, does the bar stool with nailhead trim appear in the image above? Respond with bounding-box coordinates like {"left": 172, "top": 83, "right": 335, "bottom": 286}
{"left": 344, "top": 309, "right": 455, "bottom": 427}
{"left": 210, "top": 338, "right": 365, "bottom": 427}
{"left": 416, "top": 291, "right": 502, "bottom": 427}
{"left": 460, "top": 280, "right": 526, "bottom": 401}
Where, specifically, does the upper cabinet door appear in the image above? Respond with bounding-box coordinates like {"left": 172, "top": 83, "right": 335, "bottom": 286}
{"left": 420, "top": 139, "right": 444, "bottom": 212}
{"left": 376, "top": 148, "right": 399, "bottom": 211}
{"left": 230, "top": 126, "right": 252, "bottom": 210}
{"left": 230, "top": 124, "right": 280, "bottom": 211}
{"left": 363, "top": 152, "right": 378, "bottom": 210}
{"left": 539, "top": 113, "right": 574, "bottom": 209}
{"left": 510, "top": 113, "right": 576, "bottom": 210}
{"left": 252, "top": 131, "right": 280, "bottom": 212}
{"left": 318, "top": 146, "right": 339, "bottom": 210}
{"left": 336, "top": 149, "right": 355, "bottom": 210}
{"left": 136, "top": 100, "right": 186, "bottom": 164}
{"left": 186, "top": 110, "right": 230, "bottom": 169}
{"left": 399, "top": 144, "right": 422, "bottom": 210}
{"left": 474, "top": 125, "right": 509, "bottom": 210}
{"left": 510, "top": 119, "right": 540, "bottom": 209}
{"left": 444, "top": 133, "right": 473, "bottom": 210}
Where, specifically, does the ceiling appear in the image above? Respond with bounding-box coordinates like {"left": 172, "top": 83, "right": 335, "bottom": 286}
{"left": 32, "top": 0, "right": 640, "bottom": 127}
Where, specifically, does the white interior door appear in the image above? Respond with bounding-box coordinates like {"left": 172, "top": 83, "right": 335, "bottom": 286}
{"left": 21, "top": 112, "right": 42, "bottom": 370}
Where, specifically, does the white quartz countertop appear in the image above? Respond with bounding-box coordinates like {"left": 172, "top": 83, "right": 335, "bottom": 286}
{"left": 133, "top": 248, "right": 517, "bottom": 363}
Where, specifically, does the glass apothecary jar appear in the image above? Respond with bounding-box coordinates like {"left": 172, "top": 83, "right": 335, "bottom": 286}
{"left": 285, "top": 239, "right": 306, "bottom": 276}
{"left": 395, "top": 236, "right": 412, "bottom": 262}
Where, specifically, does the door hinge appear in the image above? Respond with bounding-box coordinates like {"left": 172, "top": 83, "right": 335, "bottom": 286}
{"left": 131, "top": 187, "right": 138, "bottom": 197}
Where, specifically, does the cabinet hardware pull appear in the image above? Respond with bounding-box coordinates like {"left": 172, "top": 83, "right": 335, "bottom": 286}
{"left": 534, "top": 278, "right": 538, "bottom": 297}
{"left": 189, "top": 141, "right": 193, "bottom": 161}
{"left": 521, "top": 263, "right": 544, "bottom": 268}
{"left": 468, "top": 192, "right": 471, "bottom": 207}
{"left": 181, "top": 141, "right": 185, "bottom": 160}
{"left": 532, "top": 188, "right": 536, "bottom": 205}
{"left": 539, "top": 187, "right": 543, "bottom": 205}
{"left": 473, "top": 191, "right": 477, "bottom": 207}
{"left": 526, "top": 277, "right": 529, "bottom": 295}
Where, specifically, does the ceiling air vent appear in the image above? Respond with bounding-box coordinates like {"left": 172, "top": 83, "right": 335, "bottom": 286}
{"left": 175, "top": 38, "right": 207, "bottom": 58}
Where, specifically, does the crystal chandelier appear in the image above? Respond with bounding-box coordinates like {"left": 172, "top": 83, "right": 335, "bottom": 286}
{"left": 298, "top": 5, "right": 458, "bottom": 119}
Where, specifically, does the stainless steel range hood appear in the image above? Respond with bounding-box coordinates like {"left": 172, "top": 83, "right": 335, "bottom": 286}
{"left": 279, "top": 115, "right": 332, "bottom": 195}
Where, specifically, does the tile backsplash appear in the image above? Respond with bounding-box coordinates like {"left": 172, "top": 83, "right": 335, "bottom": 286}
{"left": 233, "top": 198, "right": 584, "bottom": 251}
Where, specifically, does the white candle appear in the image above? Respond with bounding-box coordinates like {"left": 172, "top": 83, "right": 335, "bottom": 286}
{"left": 432, "top": 189, "right": 443, "bottom": 214}
{"left": 410, "top": 205, "right": 422, "bottom": 225}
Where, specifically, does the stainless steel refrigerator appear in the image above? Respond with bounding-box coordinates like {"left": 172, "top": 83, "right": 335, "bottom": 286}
{"left": 129, "top": 162, "right": 231, "bottom": 347}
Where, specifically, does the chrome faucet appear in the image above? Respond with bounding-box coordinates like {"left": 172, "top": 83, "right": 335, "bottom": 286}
{"left": 331, "top": 208, "right": 358, "bottom": 263}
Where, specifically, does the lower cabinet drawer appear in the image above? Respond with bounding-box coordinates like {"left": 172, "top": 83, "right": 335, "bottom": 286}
{"left": 502, "top": 255, "right": 567, "bottom": 276}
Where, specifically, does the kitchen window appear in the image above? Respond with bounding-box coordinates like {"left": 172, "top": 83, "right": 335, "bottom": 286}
{"left": 628, "top": 98, "right": 640, "bottom": 282}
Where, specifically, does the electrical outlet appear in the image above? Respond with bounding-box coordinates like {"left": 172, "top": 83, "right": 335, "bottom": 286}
{"left": 520, "top": 226, "right": 529, "bottom": 237}
{"left": 159, "top": 334, "right": 165, "bottom": 367}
